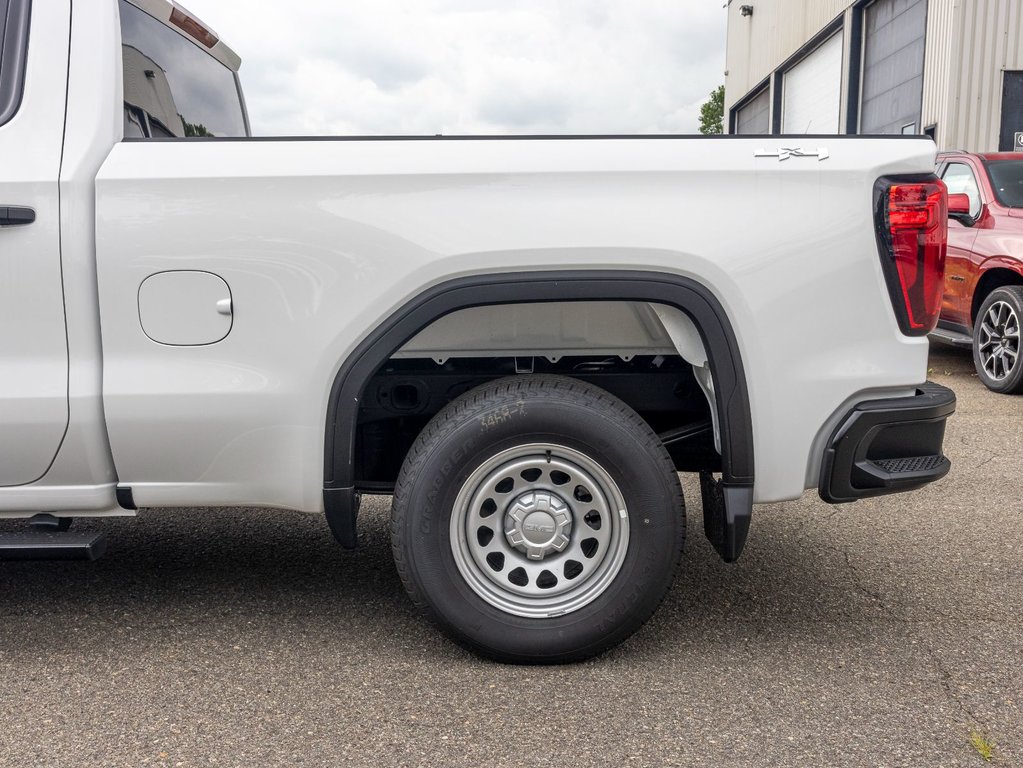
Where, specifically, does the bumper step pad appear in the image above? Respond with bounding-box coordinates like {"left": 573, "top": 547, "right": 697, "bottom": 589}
{"left": 820, "top": 381, "right": 956, "bottom": 503}
{"left": 872, "top": 455, "right": 947, "bottom": 474}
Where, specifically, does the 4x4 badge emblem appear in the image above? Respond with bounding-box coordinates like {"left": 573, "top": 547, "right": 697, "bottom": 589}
{"left": 754, "top": 147, "right": 830, "bottom": 161}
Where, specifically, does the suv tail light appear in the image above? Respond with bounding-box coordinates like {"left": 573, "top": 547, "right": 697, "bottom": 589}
{"left": 874, "top": 176, "right": 948, "bottom": 336}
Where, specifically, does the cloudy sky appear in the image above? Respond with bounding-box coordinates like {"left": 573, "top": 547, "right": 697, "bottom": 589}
{"left": 180, "top": 0, "right": 727, "bottom": 137}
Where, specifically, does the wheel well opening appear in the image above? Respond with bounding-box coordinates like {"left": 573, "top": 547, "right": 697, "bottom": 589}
{"left": 354, "top": 353, "right": 720, "bottom": 492}
{"left": 349, "top": 299, "right": 722, "bottom": 493}
{"left": 972, "top": 269, "right": 1023, "bottom": 324}
{"left": 323, "top": 272, "right": 754, "bottom": 498}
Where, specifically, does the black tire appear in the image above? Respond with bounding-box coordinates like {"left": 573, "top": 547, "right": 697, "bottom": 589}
{"left": 390, "top": 375, "right": 685, "bottom": 664}
{"left": 972, "top": 286, "right": 1023, "bottom": 394}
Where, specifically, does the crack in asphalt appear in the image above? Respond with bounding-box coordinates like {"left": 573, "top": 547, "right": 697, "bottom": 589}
{"left": 842, "top": 550, "right": 886, "bottom": 608}
{"left": 972, "top": 451, "right": 997, "bottom": 470}
{"left": 923, "top": 643, "right": 992, "bottom": 740}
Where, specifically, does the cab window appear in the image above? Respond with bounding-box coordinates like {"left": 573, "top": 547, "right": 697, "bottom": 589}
{"left": 119, "top": 0, "right": 246, "bottom": 139}
{"left": 941, "top": 162, "right": 982, "bottom": 218}
{"left": 0, "top": 0, "right": 30, "bottom": 128}
{"left": 0, "top": 0, "right": 10, "bottom": 77}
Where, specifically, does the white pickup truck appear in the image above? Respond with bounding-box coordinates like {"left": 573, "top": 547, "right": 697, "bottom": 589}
{"left": 1, "top": 0, "right": 956, "bottom": 662}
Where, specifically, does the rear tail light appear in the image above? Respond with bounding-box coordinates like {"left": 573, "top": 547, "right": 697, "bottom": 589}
{"left": 874, "top": 176, "right": 948, "bottom": 336}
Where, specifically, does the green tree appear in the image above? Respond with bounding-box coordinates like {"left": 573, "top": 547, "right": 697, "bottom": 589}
{"left": 698, "top": 85, "right": 725, "bottom": 135}
{"left": 180, "top": 116, "right": 215, "bottom": 138}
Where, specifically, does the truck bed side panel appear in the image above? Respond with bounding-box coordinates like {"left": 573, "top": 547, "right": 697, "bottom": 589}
{"left": 94, "top": 136, "right": 936, "bottom": 509}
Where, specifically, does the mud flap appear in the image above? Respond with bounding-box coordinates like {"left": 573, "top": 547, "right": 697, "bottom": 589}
{"left": 700, "top": 471, "right": 753, "bottom": 563}
{"left": 324, "top": 487, "right": 361, "bottom": 549}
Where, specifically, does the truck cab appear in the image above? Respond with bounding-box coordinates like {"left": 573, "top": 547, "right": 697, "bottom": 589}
{"left": 0, "top": 0, "right": 246, "bottom": 502}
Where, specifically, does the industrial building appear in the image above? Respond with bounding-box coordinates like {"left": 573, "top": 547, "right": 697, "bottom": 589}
{"left": 724, "top": 0, "right": 1023, "bottom": 152}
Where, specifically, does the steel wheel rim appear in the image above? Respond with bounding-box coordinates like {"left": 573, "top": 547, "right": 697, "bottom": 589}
{"left": 978, "top": 300, "right": 1020, "bottom": 381}
{"left": 449, "top": 442, "right": 630, "bottom": 619}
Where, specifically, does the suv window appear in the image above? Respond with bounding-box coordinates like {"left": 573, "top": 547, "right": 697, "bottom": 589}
{"left": 941, "top": 162, "right": 982, "bottom": 218}
{"left": 119, "top": 0, "right": 246, "bottom": 139}
{"left": 986, "top": 160, "right": 1023, "bottom": 209}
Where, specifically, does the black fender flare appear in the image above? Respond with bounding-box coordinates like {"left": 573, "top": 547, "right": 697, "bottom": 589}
{"left": 322, "top": 270, "right": 755, "bottom": 554}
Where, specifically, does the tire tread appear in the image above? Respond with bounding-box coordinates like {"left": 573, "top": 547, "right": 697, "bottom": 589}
{"left": 390, "top": 375, "right": 685, "bottom": 663}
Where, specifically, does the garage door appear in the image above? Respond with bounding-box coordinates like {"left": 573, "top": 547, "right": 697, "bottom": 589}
{"left": 860, "top": 0, "right": 926, "bottom": 135}
{"left": 782, "top": 32, "right": 843, "bottom": 134}
{"left": 735, "top": 88, "right": 770, "bottom": 135}
{"left": 999, "top": 71, "right": 1023, "bottom": 151}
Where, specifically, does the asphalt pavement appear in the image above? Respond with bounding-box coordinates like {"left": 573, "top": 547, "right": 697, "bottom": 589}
{"left": 1, "top": 344, "right": 1020, "bottom": 767}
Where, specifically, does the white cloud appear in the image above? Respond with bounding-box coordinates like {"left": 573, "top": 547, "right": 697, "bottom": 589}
{"left": 179, "top": 0, "right": 726, "bottom": 136}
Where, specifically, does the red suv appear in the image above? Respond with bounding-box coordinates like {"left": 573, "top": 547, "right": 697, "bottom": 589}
{"left": 933, "top": 152, "right": 1023, "bottom": 393}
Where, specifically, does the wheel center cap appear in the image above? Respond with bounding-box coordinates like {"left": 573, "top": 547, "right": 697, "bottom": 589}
{"left": 505, "top": 491, "right": 572, "bottom": 560}
{"left": 522, "top": 511, "right": 558, "bottom": 545}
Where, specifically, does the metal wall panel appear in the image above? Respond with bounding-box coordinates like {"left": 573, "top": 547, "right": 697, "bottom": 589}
{"left": 920, "top": 0, "right": 956, "bottom": 145}
{"left": 860, "top": 0, "right": 926, "bottom": 135}
{"left": 945, "top": 0, "right": 1023, "bottom": 151}
{"left": 724, "top": 0, "right": 1023, "bottom": 149}
{"left": 735, "top": 87, "right": 771, "bottom": 134}
{"left": 725, "top": 0, "right": 850, "bottom": 113}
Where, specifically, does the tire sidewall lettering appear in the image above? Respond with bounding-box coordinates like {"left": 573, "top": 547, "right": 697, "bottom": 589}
{"left": 392, "top": 375, "right": 685, "bottom": 661}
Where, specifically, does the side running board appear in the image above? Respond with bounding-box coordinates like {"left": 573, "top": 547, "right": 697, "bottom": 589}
{"left": 0, "top": 531, "right": 107, "bottom": 561}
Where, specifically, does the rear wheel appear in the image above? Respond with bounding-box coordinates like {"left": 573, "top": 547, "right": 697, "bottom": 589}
{"left": 973, "top": 286, "right": 1023, "bottom": 394}
{"left": 390, "top": 375, "right": 685, "bottom": 663}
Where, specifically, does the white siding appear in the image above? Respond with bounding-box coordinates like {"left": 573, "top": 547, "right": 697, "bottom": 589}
{"left": 122, "top": 45, "right": 184, "bottom": 137}
{"left": 725, "top": 0, "right": 849, "bottom": 114}
{"left": 725, "top": 0, "right": 1023, "bottom": 149}
{"left": 920, "top": 0, "right": 957, "bottom": 146}
{"left": 944, "top": 0, "right": 1023, "bottom": 151}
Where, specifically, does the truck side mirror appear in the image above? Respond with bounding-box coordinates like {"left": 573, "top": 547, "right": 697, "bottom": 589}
{"left": 947, "top": 193, "right": 975, "bottom": 226}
